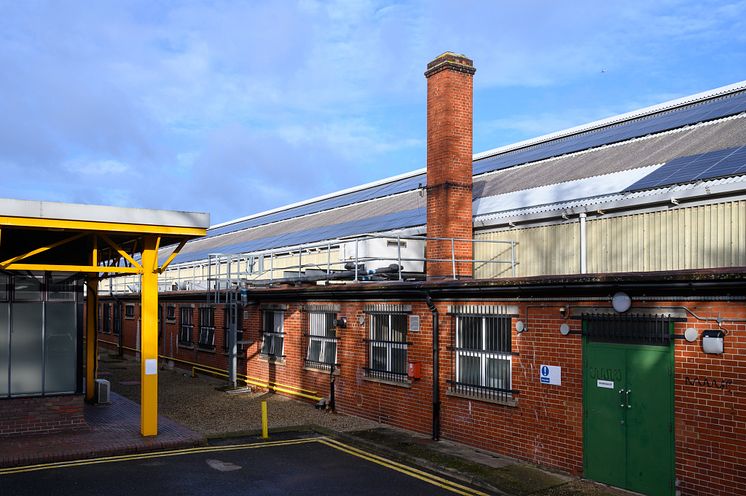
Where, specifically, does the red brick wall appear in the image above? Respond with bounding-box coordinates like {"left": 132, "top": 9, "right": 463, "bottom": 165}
{"left": 0, "top": 395, "right": 86, "bottom": 436}
{"left": 97, "top": 296, "right": 745, "bottom": 495}
{"left": 425, "top": 53, "right": 474, "bottom": 278}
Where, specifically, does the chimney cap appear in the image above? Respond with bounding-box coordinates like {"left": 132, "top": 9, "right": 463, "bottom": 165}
{"left": 425, "top": 52, "right": 476, "bottom": 78}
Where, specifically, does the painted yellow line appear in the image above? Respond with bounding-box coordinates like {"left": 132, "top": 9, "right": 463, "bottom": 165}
{"left": 2, "top": 436, "right": 489, "bottom": 496}
{"left": 317, "top": 437, "right": 489, "bottom": 496}
{"left": 0, "top": 438, "right": 317, "bottom": 475}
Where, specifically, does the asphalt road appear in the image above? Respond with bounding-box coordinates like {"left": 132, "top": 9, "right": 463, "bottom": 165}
{"left": 0, "top": 437, "right": 485, "bottom": 496}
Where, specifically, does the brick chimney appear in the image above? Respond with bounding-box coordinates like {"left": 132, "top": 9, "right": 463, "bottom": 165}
{"left": 424, "top": 52, "right": 475, "bottom": 279}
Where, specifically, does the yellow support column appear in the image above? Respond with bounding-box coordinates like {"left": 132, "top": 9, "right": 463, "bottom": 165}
{"left": 85, "top": 236, "right": 99, "bottom": 402}
{"left": 85, "top": 275, "right": 98, "bottom": 402}
{"left": 140, "top": 235, "right": 159, "bottom": 436}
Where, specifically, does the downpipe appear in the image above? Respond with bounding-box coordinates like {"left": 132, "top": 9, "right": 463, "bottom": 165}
{"left": 426, "top": 293, "right": 440, "bottom": 441}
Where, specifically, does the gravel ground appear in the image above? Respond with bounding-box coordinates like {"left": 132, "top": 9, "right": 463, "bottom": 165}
{"left": 98, "top": 354, "right": 380, "bottom": 437}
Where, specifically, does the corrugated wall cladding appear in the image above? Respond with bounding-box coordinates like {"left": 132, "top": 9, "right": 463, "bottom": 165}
{"left": 587, "top": 200, "right": 746, "bottom": 272}
{"left": 475, "top": 200, "right": 746, "bottom": 277}
{"left": 474, "top": 222, "right": 579, "bottom": 278}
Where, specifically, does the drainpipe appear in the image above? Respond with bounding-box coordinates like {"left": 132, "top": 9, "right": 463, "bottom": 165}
{"left": 425, "top": 294, "right": 440, "bottom": 441}
{"left": 579, "top": 213, "right": 587, "bottom": 274}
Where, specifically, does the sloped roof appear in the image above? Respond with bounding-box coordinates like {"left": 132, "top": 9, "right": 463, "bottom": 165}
{"left": 169, "top": 82, "right": 746, "bottom": 265}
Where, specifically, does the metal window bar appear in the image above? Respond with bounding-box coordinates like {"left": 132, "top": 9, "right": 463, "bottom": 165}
{"left": 103, "top": 304, "right": 111, "bottom": 333}
{"left": 260, "top": 310, "right": 285, "bottom": 357}
{"left": 179, "top": 307, "right": 193, "bottom": 345}
{"left": 305, "top": 312, "right": 338, "bottom": 369}
{"left": 113, "top": 303, "right": 121, "bottom": 335}
{"left": 365, "top": 313, "right": 409, "bottom": 382}
{"left": 198, "top": 306, "right": 215, "bottom": 348}
{"left": 452, "top": 315, "right": 516, "bottom": 402}
{"left": 583, "top": 313, "right": 673, "bottom": 346}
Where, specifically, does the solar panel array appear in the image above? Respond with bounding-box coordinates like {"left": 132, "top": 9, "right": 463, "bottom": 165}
{"left": 625, "top": 145, "right": 746, "bottom": 192}
{"left": 208, "top": 174, "right": 425, "bottom": 237}
{"left": 207, "top": 89, "right": 746, "bottom": 241}
{"left": 174, "top": 207, "right": 426, "bottom": 265}
{"left": 473, "top": 91, "right": 746, "bottom": 175}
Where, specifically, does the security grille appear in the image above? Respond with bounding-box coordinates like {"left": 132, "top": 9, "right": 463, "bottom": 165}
{"left": 583, "top": 313, "right": 674, "bottom": 346}
{"left": 305, "top": 312, "right": 338, "bottom": 370}
{"left": 365, "top": 313, "right": 409, "bottom": 382}
{"left": 450, "top": 314, "right": 517, "bottom": 402}
{"left": 198, "top": 306, "right": 215, "bottom": 349}
{"left": 179, "top": 306, "right": 193, "bottom": 345}
{"left": 261, "top": 311, "right": 285, "bottom": 358}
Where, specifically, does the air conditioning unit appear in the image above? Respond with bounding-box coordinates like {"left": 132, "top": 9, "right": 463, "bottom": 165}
{"left": 341, "top": 238, "right": 425, "bottom": 273}
{"left": 95, "top": 378, "right": 111, "bottom": 404}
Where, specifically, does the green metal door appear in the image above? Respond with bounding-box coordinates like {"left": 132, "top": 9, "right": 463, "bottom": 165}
{"left": 583, "top": 322, "right": 674, "bottom": 496}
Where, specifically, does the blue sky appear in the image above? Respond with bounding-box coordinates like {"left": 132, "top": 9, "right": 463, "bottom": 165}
{"left": 1, "top": 1, "right": 745, "bottom": 224}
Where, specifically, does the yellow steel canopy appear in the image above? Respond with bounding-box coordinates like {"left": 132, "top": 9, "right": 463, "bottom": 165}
{"left": 0, "top": 198, "right": 209, "bottom": 436}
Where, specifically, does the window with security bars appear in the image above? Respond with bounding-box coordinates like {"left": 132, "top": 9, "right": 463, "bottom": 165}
{"left": 305, "top": 312, "right": 337, "bottom": 369}
{"left": 223, "top": 305, "right": 244, "bottom": 352}
{"left": 366, "top": 313, "right": 408, "bottom": 381}
{"left": 260, "top": 311, "right": 284, "bottom": 358}
{"left": 452, "top": 315, "right": 513, "bottom": 401}
{"left": 102, "top": 304, "right": 111, "bottom": 333}
{"left": 125, "top": 304, "right": 135, "bottom": 319}
{"left": 166, "top": 305, "right": 176, "bottom": 322}
{"left": 113, "top": 303, "right": 121, "bottom": 335}
{"left": 198, "top": 307, "right": 215, "bottom": 349}
{"left": 179, "top": 306, "right": 194, "bottom": 345}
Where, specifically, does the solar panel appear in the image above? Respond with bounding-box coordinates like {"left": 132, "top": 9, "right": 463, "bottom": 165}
{"left": 207, "top": 174, "right": 425, "bottom": 238}
{"left": 473, "top": 90, "right": 746, "bottom": 176}
{"left": 208, "top": 89, "right": 746, "bottom": 238}
{"left": 173, "top": 208, "right": 426, "bottom": 265}
{"left": 625, "top": 145, "right": 746, "bottom": 191}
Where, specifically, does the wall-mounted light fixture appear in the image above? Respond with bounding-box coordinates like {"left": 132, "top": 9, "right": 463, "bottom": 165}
{"left": 684, "top": 328, "right": 698, "bottom": 342}
{"left": 560, "top": 323, "right": 571, "bottom": 336}
{"left": 336, "top": 317, "right": 348, "bottom": 329}
{"left": 611, "top": 292, "right": 632, "bottom": 313}
{"left": 515, "top": 320, "right": 526, "bottom": 333}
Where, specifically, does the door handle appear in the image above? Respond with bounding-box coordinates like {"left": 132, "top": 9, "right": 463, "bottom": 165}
{"left": 619, "top": 389, "right": 626, "bottom": 407}
{"left": 626, "top": 389, "right": 632, "bottom": 409}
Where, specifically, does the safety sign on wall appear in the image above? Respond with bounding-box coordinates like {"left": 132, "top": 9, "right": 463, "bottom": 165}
{"left": 540, "top": 364, "right": 561, "bottom": 386}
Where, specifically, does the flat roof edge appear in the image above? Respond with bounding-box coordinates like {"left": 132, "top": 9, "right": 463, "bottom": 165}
{"left": 0, "top": 198, "right": 210, "bottom": 229}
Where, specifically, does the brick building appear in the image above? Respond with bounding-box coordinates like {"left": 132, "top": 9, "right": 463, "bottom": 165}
{"left": 98, "top": 53, "right": 746, "bottom": 496}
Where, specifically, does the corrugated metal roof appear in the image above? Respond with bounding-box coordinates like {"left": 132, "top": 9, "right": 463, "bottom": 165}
{"left": 165, "top": 86, "right": 746, "bottom": 264}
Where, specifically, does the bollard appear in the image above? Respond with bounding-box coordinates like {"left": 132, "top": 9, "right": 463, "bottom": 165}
{"left": 261, "top": 401, "right": 269, "bottom": 439}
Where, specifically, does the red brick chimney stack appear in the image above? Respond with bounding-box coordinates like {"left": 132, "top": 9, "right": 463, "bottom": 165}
{"left": 424, "top": 52, "right": 475, "bottom": 279}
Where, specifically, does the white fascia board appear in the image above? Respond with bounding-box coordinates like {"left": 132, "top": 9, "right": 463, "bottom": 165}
{"left": 473, "top": 80, "right": 746, "bottom": 162}
{"left": 0, "top": 198, "right": 210, "bottom": 229}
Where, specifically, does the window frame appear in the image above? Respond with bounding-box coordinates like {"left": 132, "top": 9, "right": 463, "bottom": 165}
{"left": 102, "top": 303, "right": 111, "bottom": 333}
{"left": 305, "top": 311, "right": 338, "bottom": 370}
{"left": 366, "top": 312, "right": 409, "bottom": 382}
{"left": 124, "top": 303, "right": 136, "bottom": 319}
{"left": 166, "top": 305, "right": 176, "bottom": 322}
{"left": 260, "top": 310, "right": 285, "bottom": 358}
{"left": 452, "top": 314, "right": 514, "bottom": 402}
{"left": 197, "top": 306, "right": 216, "bottom": 350}
{"left": 179, "top": 306, "right": 194, "bottom": 346}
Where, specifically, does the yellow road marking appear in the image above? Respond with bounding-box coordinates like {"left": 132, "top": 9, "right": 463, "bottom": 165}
{"left": 0, "top": 438, "right": 316, "bottom": 475}
{"left": 317, "top": 437, "right": 489, "bottom": 496}
{"left": 0, "top": 436, "right": 490, "bottom": 496}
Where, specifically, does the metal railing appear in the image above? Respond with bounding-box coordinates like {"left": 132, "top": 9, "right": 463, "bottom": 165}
{"left": 106, "top": 234, "right": 518, "bottom": 293}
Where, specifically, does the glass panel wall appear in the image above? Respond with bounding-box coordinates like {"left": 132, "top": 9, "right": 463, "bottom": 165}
{"left": 0, "top": 272, "right": 82, "bottom": 398}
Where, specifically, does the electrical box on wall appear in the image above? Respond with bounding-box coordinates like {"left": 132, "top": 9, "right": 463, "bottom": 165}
{"left": 702, "top": 330, "right": 724, "bottom": 354}
{"left": 407, "top": 362, "right": 422, "bottom": 379}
